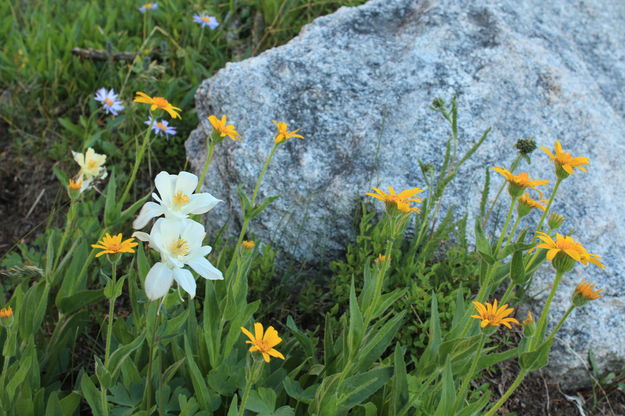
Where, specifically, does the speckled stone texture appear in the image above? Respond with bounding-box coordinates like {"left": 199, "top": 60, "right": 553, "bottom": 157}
{"left": 186, "top": 0, "right": 625, "bottom": 389}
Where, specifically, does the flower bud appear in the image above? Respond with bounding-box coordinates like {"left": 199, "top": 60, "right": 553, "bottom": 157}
{"left": 522, "top": 311, "right": 535, "bottom": 337}
{"left": 548, "top": 213, "right": 565, "bottom": 230}
{"left": 515, "top": 138, "right": 536, "bottom": 155}
{"left": 572, "top": 279, "right": 603, "bottom": 307}
{"left": 242, "top": 240, "right": 255, "bottom": 250}
{"left": 552, "top": 251, "right": 577, "bottom": 274}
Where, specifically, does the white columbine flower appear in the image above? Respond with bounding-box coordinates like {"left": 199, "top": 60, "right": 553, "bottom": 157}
{"left": 72, "top": 147, "right": 107, "bottom": 190}
{"left": 95, "top": 88, "right": 124, "bottom": 116}
{"left": 145, "top": 116, "right": 176, "bottom": 137}
{"left": 133, "top": 171, "right": 220, "bottom": 229}
{"left": 134, "top": 218, "right": 222, "bottom": 300}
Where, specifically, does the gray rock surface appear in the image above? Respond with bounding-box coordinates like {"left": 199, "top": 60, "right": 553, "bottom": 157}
{"left": 186, "top": 0, "right": 625, "bottom": 389}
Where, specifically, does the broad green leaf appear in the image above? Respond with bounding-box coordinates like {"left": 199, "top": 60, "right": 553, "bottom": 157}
{"left": 337, "top": 367, "right": 392, "bottom": 410}
{"left": 58, "top": 289, "right": 104, "bottom": 315}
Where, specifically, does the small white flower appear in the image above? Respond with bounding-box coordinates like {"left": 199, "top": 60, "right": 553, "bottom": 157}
{"left": 139, "top": 3, "right": 158, "bottom": 13}
{"left": 95, "top": 88, "right": 124, "bottom": 116}
{"left": 133, "top": 171, "right": 220, "bottom": 229}
{"left": 133, "top": 218, "right": 222, "bottom": 300}
{"left": 193, "top": 14, "right": 219, "bottom": 30}
{"left": 145, "top": 116, "right": 176, "bottom": 137}
{"left": 72, "top": 148, "right": 107, "bottom": 191}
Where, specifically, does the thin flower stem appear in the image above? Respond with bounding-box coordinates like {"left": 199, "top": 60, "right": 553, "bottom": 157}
{"left": 453, "top": 333, "right": 486, "bottom": 410}
{"left": 483, "top": 370, "right": 528, "bottom": 416}
{"left": 364, "top": 237, "right": 394, "bottom": 326}
{"left": 494, "top": 197, "right": 517, "bottom": 257}
{"left": 533, "top": 178, "right": 562, "bottom": 239}
{"left": 525, "top": 178, "right": 562, "bottom": 270}
{"left": 104, "top": 262, "right": 117, "bottom": 365}
{"left": 196, "top": 136, "right": 217, "bottom": 193}
{"left": 503, "top": 216, "right": 521, "bottom": 249}
{"left": 121, "top": 117, "right": 154, "bottom": 206}
{"left": 500, "top": 280, "right": 516, "bottom": 305}
{"left": 545, "top": 304, "right": 574, "bottom": 343}
{"left": 239, "top": 359, "right": 262, "bottom": 416}
{"left": 229, "top": 143, "right": 280, "bottom": 271}
{"left": 532, "top": 270, "right": 564, "bottom": 349}
{"left": 52, "top": 200, "right": 76, "bottom": 275}
{"left": 484, "top": 155, "right": 522, "bottom": 227}
{"left": 198, "top": 29, "right": 204, "bottom": 53}
{"left": 144, "top": 306, "right": 159, "bottom": 413}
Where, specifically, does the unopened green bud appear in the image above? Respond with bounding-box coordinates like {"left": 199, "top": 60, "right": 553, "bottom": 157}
{"left": 555, "top": 163, "right": 571, "bottom": 180}
{"left": 548, "top": 213, "right": 565, "bottom": 230}
{"left": 551, "top": 251, "right": 576, "bottom": 274}
{"left": 515, "top": 138, "right": 536, "bottom": 155}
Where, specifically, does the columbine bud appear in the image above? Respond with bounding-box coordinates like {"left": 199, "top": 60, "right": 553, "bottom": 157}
{"left": 572, "top": 279, "right": 603, "bottom": 307}
{"left": 548, "top": 213, "right": 565, "bottom": 230}
{"left": 515, "top": 138, "right": 536, "bottom": 155}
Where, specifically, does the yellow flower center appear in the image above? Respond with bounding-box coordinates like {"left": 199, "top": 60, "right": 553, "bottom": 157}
{"left": 152, "top": 97, "right": 169, "bottom": 109}
{"left": 173, "top": 191, "right": 190, "bottom": 207}
{"left": 87, "top": 159, "right": 99, "bottom": 170}
{"left": 201, "top": 16, "right": 210, "bottom": 23}
{"left": 252, "top": 339, "right": 272, "bottom": 353}
{"left": 104, "top": 97, "right": 114, "bottom": 107}
{"left": 144, "top": 3, "right": 154, "bottom": 9}
{"left": 156, "top": 122, "right": 167, "bottom": 131}
{"left": 170, "top": 238, "right": 190, "bottom": 257}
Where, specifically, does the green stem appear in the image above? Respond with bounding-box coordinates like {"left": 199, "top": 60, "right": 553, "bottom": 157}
{"left": 52, "top": 200, "right": 76, "bottom": 276}
{"left": 198, "top": 29, "right": 204, "bottom": 53}
{"left": 532, "top": 271, "right": 563, "bottom": 348}
{"left": 532, "top": 178, "right": 562, "bottom": 242}
{"left": 239, "top": 360, "right": 262, "bottom": 416}
{"left": 484, "top": 155, "right": 522, "bottom": 227}
{"left": 104, "top": 262, "right": 117, "bottom": 365}
{"left": 500, "top": 280, "right": 516, "bottom": 305}
{"left": 503, "top": 216, "right": 521, "bottom": 249}
{"left": 545, "top": 304, "right": 574, "bottom": 343}
{"left": 229, "top": 143, "right": 280, "bottom": 271}
{"left": 494, "top": 197, "right": 517, "bottom": 257}
{"left": 525, "top": 179, "right": 563, "bottom": 271}
{"left": 453, "top": 333, "right": 486, "bottom": 410}
{"left": 364, "top": 237, "right": 394, "bottom": 325}
{"left": 120, "top": 117, "right": 154, "bottom": 206}
{"left": 144, "top": 306, "right": 159, "bottom": 413}
{"left": 196, "top": 137, "right": 217, "bottom": 193}
{"left": 483, "top": 370, "right": 528, "bottom": 416}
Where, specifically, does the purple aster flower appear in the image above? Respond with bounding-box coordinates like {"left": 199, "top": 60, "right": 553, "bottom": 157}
{"left": 193, "top": 14, "right": 219, "bottom": 30}
{"left": 95, "top": 88, "right": 124, "bottom": 116}
{"left": 146, "top": 116, "right": 176, "bottom": 137}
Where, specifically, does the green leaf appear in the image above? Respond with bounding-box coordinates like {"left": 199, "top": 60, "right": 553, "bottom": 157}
{"left": 6, "top": 353, "right": 33, "bottom": 400}
{"left": 248, "top": 195, "right": 280, "bottom": 219}
{"left": 474, "top": 220, "right": 494, "bottom": 263}
{"left": 246, "top": 387, "right": 276, "bottom": 414}
{"left": 519, "top": 340, "right": 553, "bottom": 371}
{"left": 510, "top": 250, "right": 526, "bottom": 285}
{"left": 286, "top": 316, "right": 315, "bottom": 360}
{"left": 354, "top": 311, "right": 405, "bottom": 372}
{"left": 391, "top": 344, "right": 409, "bottom": 414}
{"left": 337, "top": 367, "right": 392, "bottom": 410}
{"left": 58, "top": 289, "right": 104, "bottom": 315}
{"left": 108, "top": 331, "right": 146, "bottom": 381}
{"left": 283, "top": 377, "right": 318, "bottom": 405}
{"left": 104, "top": 171, "right": 118, "bottom": 226}
{"left": 79, "top": 373, "right": 103, "bottom": 416}
{"left": 95, "top": 357, "right": 112, "bottom": 389}
{"left": 237, "top": 185, "right": 252, "bottom": 216}
{"left": 434, "top": 359, "right": 456, "bottom": 416}
{"left": 348, "top": 281, "right": 364, "bottom": 356}
{"left": 184, "top": 334, "right": 211, "bottom": 409}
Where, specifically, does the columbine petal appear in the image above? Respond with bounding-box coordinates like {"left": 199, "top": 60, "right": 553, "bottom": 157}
{"left": 173, "top": 267, "right": 196, "bottom": 299}
{"left": 184, "top": 193, "right": 221, "bottom": 215}
{"left": 133, "top": 201, "right": 165, "bottom": 229}
{"left": 186, "top": 256, "right": 223, "bottom": 280}
{"left": 155, "top": 171, "right": 175, "bottom": 203}
{"left": 175, "top": 171, "right": 199, "bottom": 195}
{"left": 144, "top": 262, "right": 174, "bottom": 300}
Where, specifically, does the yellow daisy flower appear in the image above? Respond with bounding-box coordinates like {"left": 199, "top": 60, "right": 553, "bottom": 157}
{"left": 241, "top": 323, "right": 285, "bottom": 363}
{"left": 539, "top": 140, "right": 589, "bottom": 178}
{"left": 92, "top": 233, "right": 138, "bottom": 258}
{"left": 492, "top": 167, "right": 550, "bottom": 198}
{"left": 133, "top": 92, "right": 182, "bottom": 119}
{"left": 471, "top": 299, "right": 519, "bottom": 329}
{"left": 0, "top": 306, "right": 13, "bottom": 319}
{"left": 574, "top": 279, "right": 603, "bottom": 302}
{"left": 533, "top": 232, "right": 604, "bottom": 272}
{"left": 366, "top": 186, "right": 424, "bottom": 213}
{"left": 242, "top": 240, "right": 255, "bottom": 249}
{"left": 68, "top": 178, "right": 83, "bottom": 190}
{"left": 273, "top": 121, "right": 303, "bottom": 144}
{"left": 517, "top": 193, "right": 548, "bottom": 217}
{"left": 208, "top": 115, "right": 241, "bottom": 141}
